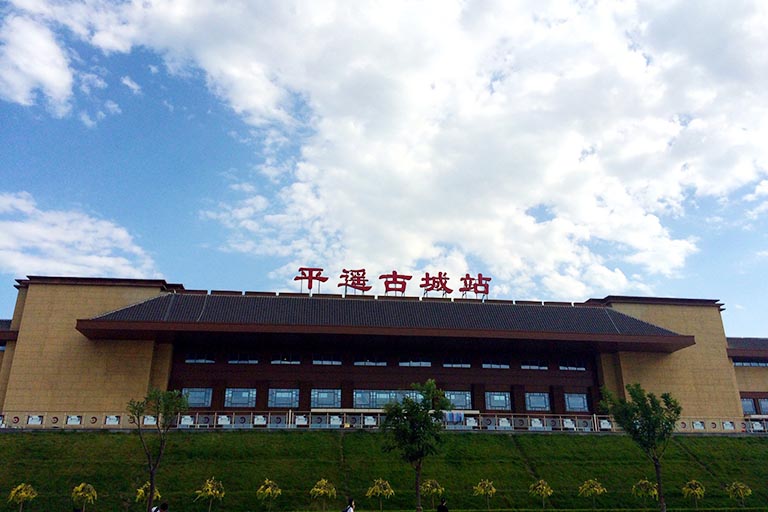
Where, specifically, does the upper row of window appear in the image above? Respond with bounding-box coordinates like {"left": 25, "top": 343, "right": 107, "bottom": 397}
{"left": 182, "top": 387, "right": 590, "bottom": 413}
{"left": 186, "top": 353, "right": 587, "bottom": 371}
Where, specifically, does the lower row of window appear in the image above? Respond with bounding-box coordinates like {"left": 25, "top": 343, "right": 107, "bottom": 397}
{"left": 741, "top": 397, "right": 768, "bottom": 415}
{"left": 182, "top": 387, "right": 590, "bottom": 413}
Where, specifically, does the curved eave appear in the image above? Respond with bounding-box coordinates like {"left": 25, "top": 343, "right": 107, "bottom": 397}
{"left": 727, "top": 348, "right": 768, "bottom": 359}
{"left": 0, "top": 330, "right": 18, "bottom": 341}
{"left": 76, "top": 319, "right": 694, "bottom": 353}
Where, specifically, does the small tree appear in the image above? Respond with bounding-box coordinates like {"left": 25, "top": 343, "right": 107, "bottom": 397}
{"left": 420, "top": 479, "right": 444, "bottom": 509}
{"left": 8, "top": 483, "right": 37, "bottom": 512}
{"left": 135, "top": 482, "right": 161, "bottom": 506}
{"left": 681, "top": 480, "right": 705, "bottom": 510}
{"left": 72, "top": 483, "right": 98, "bottom": 512}
{"left": 578, "top": 479, "right": 606, "bottom": 510}
{"left": 600, "top": 383, "right": 681, "bottom": 512}
{"left": 725, "top": 481, "right": 751, "bottom": 508}
{"left": 631, "top": 478, "right": 658, "bottom": 508}
{"left": 257, "top": 479, "right": 282, "bottom": 512}
{"left": 366, "top": 479, "right": 395, "bottom": 512}
{"left": 310, "top": 479, "right": 337, "bottom": 512}
{"left": 529, "top": 479, "right": 553, "bottom": 509}
{"left": 472, "top": 479, "right": 496, "bottom": 511}
{"left": 194, "top": 477, "right": 225, "bottom": 512}
{"left": 381, "top": 379, "right": 451, "bottom": 512}
{"left": 127, "top": 388, "right": 189, "bottom": 512}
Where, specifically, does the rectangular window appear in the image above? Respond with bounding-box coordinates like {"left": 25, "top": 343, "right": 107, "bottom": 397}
{"left": 521, "top": 360, "right": 549, "bottom": 370}
{"left": 734, "top": 360, "right": 768, "bottom": 367}
{"left": 268, "top": 388, "right": 299, "bottom": 408}
{"left": 183, "top": 388, "right": 212, "bottom": 408}
{"left": 525, "top": 392, "right": 551, "bottom": 411}
{"left": 742, "top": 398, "right": 757, "bottom": 415}
{"left": 271, "top": 355, "right": 300, "bottom": 365}
{"left": 311, "top": 389, "right": 342, "bottom": 408}
{"left": 353, "top": 390, "right": 422, "bottom": 409}
{"left": 485, "top": 392, "right": 511, "bottom": 411}
{"left": 445, "top": 391, "right": 472, "bottom": 410}
{"left": 0, "top": 342, "right": 5, "bottom": 352}
{"left": 185, "top": 352, "right": 215, "bottom": 364}
{"left": 228, "top": 353, "right": 259, "bottom": 364}
{"left": 353, "top": 359, "right": 387, "bottom": 366}
{"left": 565, "top": 393, "right": 589, "bottom": 412}
{"left": 224, "top": 388, "right": 257, "bottom": 408}
{"left": 399, "top": 360, "right": 431, "bottom": 367}
{"left": 312, "top": 357, "right": 342, "bottom": 366}
{"left": 443, "top": 360, "right": 471, "bottom": 368}
{"left": 759, "top": 399, "right": 768, "bottom": 414}
{"left": 482, "top": 361, "right": 510, "bottom": 369}
{"left": 559, "top": 359, "right": 587, "bottom": 371}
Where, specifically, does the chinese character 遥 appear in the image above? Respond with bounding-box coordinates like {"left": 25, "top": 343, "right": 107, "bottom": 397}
{"left": 338, "top": 268, "right": 372, "bottom": 292}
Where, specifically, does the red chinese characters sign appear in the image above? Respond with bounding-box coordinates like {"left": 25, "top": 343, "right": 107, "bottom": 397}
{"left": 295, "top": 267, "right": 491, "bottom": 297}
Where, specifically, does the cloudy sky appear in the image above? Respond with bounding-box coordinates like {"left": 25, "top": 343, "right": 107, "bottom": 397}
{"left": 1, "top": 0, "right": 766, "bottom": 336}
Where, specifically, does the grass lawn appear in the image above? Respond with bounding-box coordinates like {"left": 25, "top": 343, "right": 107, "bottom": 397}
{"left": 0, "top": 430, "right": 766, "bottom": 511}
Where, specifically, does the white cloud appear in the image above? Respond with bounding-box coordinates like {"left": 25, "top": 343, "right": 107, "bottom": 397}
{"left": 104, "top": 99, "right": 121, "bottom": 114}
{"left": 7, "top": 0, "right": 768, "bottom": 299}
{"left": 79, "top": 72, "right": 106, "bottom": 95}
{"left": 120, "top": 75, "right": 141, "bottom": 94}
{"left": 0, "top": 191, "right": 160, "bottom": 279}
{"left": 0, "top": 14, "right": 72, "bottom": 116}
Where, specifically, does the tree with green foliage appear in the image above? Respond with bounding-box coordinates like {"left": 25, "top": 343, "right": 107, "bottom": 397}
{"left": 600, "top": 383, "right": 681, "bottom": 512}
{"left": 631, "top": 478, "right": 658, "bottom": 508}
{"left": 472, "top": 479, "right": 496, "bottom": 511}
{"left": 529, "top": 479, "right": 553, "bottom": 509}
{"left": 366, "top": 478, "right": 395, "bottom": 512}
{"left": 310, "top": 478, "right": 336, "bottom": 512}
{"left": 381, "top": 379, "right": 451, "bottom": 512}
{"left": 71, "top": 483, "right": 98, "bottom": 512}
{"left": 578, "top": 479, "right": 606, "bottom": 510}
{"left": 420, "top": 479, "right": 444, "bottom": 509}
{"left": 194, "top": 476, "right": 225, "bottom": 512}
{"left": 681, "top": 480, "right": 705, "bottom": 510}
{"left": 8, "top": 483, "right": 37, "bottom": 512}
{"left": 725, "top": 481, "right": 751, "bottom": 507}
{"left": 126, "top": 388, "right": 189, "bottom": 512}
{"left": 256, "top": 479, "right": 282, "bottom": 512}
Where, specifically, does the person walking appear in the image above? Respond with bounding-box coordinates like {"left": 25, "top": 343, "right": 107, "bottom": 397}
{"left": 437, "top": 497, "right": 448, "bottom": 512}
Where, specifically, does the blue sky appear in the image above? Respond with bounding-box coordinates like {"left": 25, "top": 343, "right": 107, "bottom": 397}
{"left": 1, "top": 1, "right": 766, "bottom": 336}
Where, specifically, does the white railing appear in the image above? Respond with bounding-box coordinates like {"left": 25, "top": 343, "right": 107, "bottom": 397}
{"left": 1, "top": 410, "right": 765, "bottom": 434}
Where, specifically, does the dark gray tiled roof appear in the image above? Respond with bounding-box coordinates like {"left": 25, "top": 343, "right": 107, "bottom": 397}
{"left": 727, "top": 337, "right": 768, "bottom": 349}
{"left": 93, "top": 293, "right": 679, "bottom": 337}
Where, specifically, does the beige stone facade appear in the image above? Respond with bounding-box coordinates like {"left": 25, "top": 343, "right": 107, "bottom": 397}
{"left": 0, "top": 277, "right": 765, "bottom": 421}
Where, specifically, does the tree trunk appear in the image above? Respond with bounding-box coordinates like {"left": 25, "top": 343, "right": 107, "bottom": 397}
{"left": 147, "top": 471, "right": 156, "bottom": 512}
{"left": 653, "top": 456, "right": 666, "bottom": 512}
{"left": 415, "top": 460, "right": 423, "bottom": 512}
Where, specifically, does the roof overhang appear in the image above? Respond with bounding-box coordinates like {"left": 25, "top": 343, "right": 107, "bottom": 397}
{"left": 76, "top": 319, "right": 695, "bottom": 353}
{"left": 0, "top": 330, "right": 17, "bottom": 342}
{"left": 727, "top": 347, "right": 768, "bottom": 359}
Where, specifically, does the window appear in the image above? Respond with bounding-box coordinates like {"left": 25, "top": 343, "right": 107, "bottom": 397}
{"left": 353, "top": 359, "right": 387, "bottom": 367}
{"left": 734, "top": 360, "right": 768, "bottom": 367}
{"left": 228, "top": 353, "right": 258, "bottom": 364}
{"left": 353, "top": 390, "right": 422, "bottom": 409}
{"left": 0, "top": 342, "right": 5, "bottom": 352}
{"left": 185, "top": 352, "right": 215, "bottom": 364}
{"left": 271, "top": 355, "right": 300, "bottom": 365}
{"left": 224, "top": 388, "right": 257, "bottom": 408}
{"left": 399, "top": 360, "right": 431, "bottom": 367}
{"left": 311, "top": 389, "right": 341, "bottom": 408}
{"left": 485, "top": 392, "right": 511, "bottom": 411}
{"left": 482, "top": 361, "right": 510, "bottom": 369}
{"left": 445, "top": 391, "right": 472, "bottom": 410}
{"left": 559, "top": 359, "right": 587, "bottom": 371}
{"left": 268, "top": 388, "right": 299, "bottom": 408}
{"left": 742, "top": 398, "right": 757, "bottom": 415}
{"left": 759, "top": 399, "right": 768, "bottom": 414}
{"left": 443, "top": 360, "right": 471, "bottom": 368}
{"left": 312, "top": 357, "right": 342, "bottom": 366}
{"left": 565, "top": 393, "right": 589, "bottom": 412}
{"left": 183, "top": 388, "right": 212, "bottom": 408}
{"left": 525, "top": 392, "right": 550, "bottom": 411}
{"left": 521, "top": 360, "right": 549, "bottom": 370}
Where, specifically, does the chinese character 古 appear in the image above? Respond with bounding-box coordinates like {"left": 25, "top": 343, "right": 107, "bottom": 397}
{"left": 379, "top": 270, "right": 412, "bottom": 294}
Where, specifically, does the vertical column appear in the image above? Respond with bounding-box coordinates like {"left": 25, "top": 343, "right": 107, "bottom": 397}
{"left": 512, "top": 385, "right": 526, "bottom": 413}
{"left": 550, "top": 386, "right": 565, "bottom": 415}
{"left": 341, "top": 379, "right": 354, "bottom": 409}
{"left": 298, "top": 380, "right": 312, "bottom": 410}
